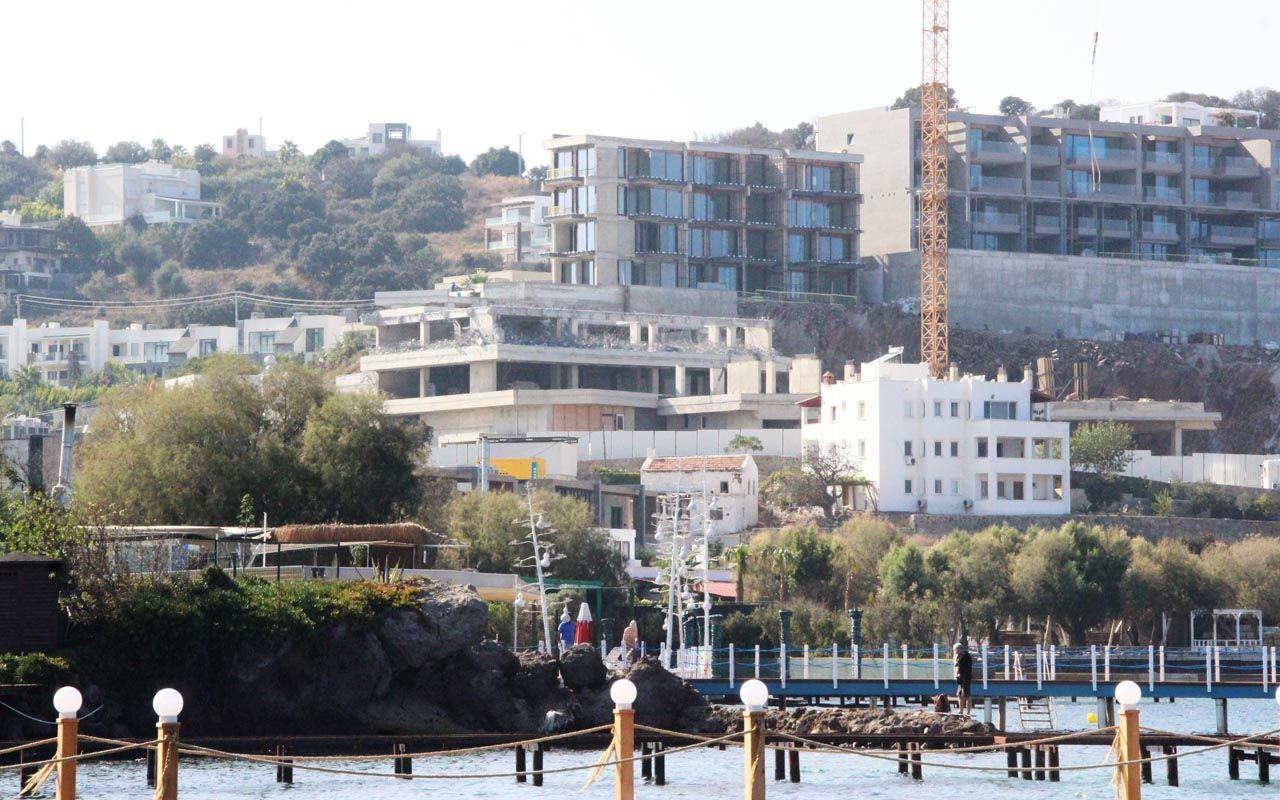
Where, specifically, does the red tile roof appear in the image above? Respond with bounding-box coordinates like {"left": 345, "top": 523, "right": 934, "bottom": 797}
{"left": 642, "top": 455, "right": 749, "bottom": 473}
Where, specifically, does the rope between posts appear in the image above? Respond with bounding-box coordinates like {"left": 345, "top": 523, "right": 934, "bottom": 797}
{"left": 1138, "top": 725, "right": 1280, "bottom": 752}
{"left": 0, "top": 737, "right": 56, "bottom": 757}
{"left": 761, "top": 726, "right": 1119, "bottom": 756}
{"left": 172, "top": 730, "right": 744, "bottom": 781}
{"left": 0, "top": 740, "right": 150, "bottom": 771}
{"left": 82, "top": 725, "right": 614, "bottom": 761}
{"left": 634, "top": 724, "right": 745, "bottom": 747}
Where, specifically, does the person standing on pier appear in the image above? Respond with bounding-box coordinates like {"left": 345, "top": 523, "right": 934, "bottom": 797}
{"left": 622, "top": 620, "right": 640, "bottom": 663}
{"left": 558, "top": 608, "right": 575, "bottom": 652}
{"left": 953, "top": 643, "right": 973, "bottom": 715}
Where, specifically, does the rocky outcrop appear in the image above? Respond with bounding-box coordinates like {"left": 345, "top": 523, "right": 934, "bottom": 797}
{"left": 706, "top": 705, "right": 997, "bottom": 739}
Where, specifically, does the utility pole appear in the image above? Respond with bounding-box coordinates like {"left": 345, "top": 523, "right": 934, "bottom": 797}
{"left": 919, "top": 0, "right": 951, "bottom": 378}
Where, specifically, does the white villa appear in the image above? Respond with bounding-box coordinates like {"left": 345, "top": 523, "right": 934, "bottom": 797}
{"left": 803, "top": 349, "right": 1071, "bottom": 515}
{"left": 63, "top": 161, "right": 222, "bottom": 228}
{"left": 640, "top": 455, "right": 760, "bottom": 534}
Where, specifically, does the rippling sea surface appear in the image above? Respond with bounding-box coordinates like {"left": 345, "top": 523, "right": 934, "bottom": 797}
{"left": 32, "top": 698, "right": 1280, "bottom": 799}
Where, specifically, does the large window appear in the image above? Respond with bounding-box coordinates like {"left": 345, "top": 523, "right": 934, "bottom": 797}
{"left": 691, "top": 192, "right": 733, "bottom": 221}
{"left": 636, "top": 222, "right": 678, "bottom": 253}
{"left": 634, "top": 149, "right": 683, "bottom": 181}
{"left": 787, "top": 199, "right": 831, "bottom": 228}
{"left": 143, "top": 341, "right": 169, "bottom": 363}
{"left": 198, "top": 338, "right": 217, "bottom": 357}
{"left": 690, "top": 229, "right": 738, "bottom": 258}
{"left": 569, "top": 221, "right": 596, "bottom": 252}
{"left": 817, "top": 235, "right": 848, "bottom": 262}
{"left": 689, "top": 155, "right": 736, "bottom": 185}
{"left": 249, "top": 332, "right": 275, "bottom": 354}
{"left": 620, "top": 187, "right": 681, "bottom": 217}
{"left": 983, "top": 400, "right": 1017, "bottom": 419}
{"left": 787, "top": 233, "right": 811, "bottom": 262}
{"left": 305, "top": 327, "right": 324, "bottom": 353}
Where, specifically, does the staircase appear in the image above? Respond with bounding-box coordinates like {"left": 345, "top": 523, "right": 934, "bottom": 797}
{"left": 1013, "top": 653, "right": 1057, "bottom": 730}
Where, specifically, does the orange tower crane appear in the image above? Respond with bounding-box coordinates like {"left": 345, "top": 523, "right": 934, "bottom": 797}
{"left": 919, "top": 0, "right": 950, "bottom": 378}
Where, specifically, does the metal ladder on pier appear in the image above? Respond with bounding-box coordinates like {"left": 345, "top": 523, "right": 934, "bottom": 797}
{"left": 1013, "top": 653, "right": 1056, "bottom": 730}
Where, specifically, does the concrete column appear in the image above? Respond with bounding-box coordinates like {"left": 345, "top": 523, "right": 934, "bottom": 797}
{"left": 674, "top": 364, "right": 687, "bottom": 396}
{"left": 470, "top": 361, "right": 497, "bottom": 393}
{"left": 647, "top": 324, "right": 658, "bottom": 352}
{"left": 1172, "top": 424, "right": 1184, "bottom": 457}
{"left": 419, "top": 320, "right": 429, "bottom": 345}
{"left": 1024, "top": 472, "right": 1033, "bottom": 502}
{"left": 418, "top": 368, "right": 428, "bottom": 397}
{"left": 570, "top": 365, "right": 580, "bottom": 389}
{"left": 764, "top": 361, "right": 777, "bottom": 394}
{"left": 650, "top": 367, "right": 660, "bottom": 394}
{"left": 629, "top": 323, "right": 642, "bottom": 345}
{"left": 713, "top": 367, "right": 727, "bottom": 395}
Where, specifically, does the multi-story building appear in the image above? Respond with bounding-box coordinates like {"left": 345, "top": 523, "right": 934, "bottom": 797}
{"left": 1100, "top": 100, "right": 1262, "bottom": 129}
{"left": 802, "top": 350, "right": 1071, "bottom": 515}
{"left": 221, "top": 128, "right": 269, "bottom": 159}
{"left": 0, "top": 212, "right": 64, "bottom": 290}
{"left": 348, "top": 284, "right": 821, "bottom": 441}
{"left": 540, "top": 135, "right": 863, "bottom": 295}
{"left": 816, "top": 106, "right": 1280, "bottom": 267}
{"left": 342, "top": 123, "right": 441, "bottom": 158}
{"left": 63, "top": 161, "right": 223, "bottom": 229}
{"left": 484, "top": 195, "right": 551, "bottom": 265}
{"left": 0, "top": 314, "right": 364, "bottom": 386}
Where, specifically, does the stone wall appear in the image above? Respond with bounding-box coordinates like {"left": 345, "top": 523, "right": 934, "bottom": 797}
{"left": 881, "top": 511, "right": 1280, "bottom": 541}
{"left": 865, "top": 249, "right": 1280, "bottom": 344}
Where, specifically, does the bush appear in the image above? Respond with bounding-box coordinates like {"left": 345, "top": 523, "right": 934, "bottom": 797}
{"left": 721, "top": 611, "right": 769, "bottom": 648}
{"left": 1241, "top": 492, "right": 1277, "bottom": 521}
{"left": 1186, "top": 481, "right": 1240, "bottom": 519}
{"left": 1082, "top": 474, "right": 1123, "bottom": 511}
{"left": 0, "top": 653, "right": 72, "bottom": 686}
{"left": 1150, "top": 491, "right": 1175, "bottom": 516}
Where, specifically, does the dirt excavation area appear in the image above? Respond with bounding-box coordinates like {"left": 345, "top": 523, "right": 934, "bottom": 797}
{"left": 747, "top": 301, "right": 1280, "bottom": 454}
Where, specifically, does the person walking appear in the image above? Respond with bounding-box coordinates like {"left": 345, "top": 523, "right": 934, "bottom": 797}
{"left": 953, "top": 642, "right": 974, "bottom": 714}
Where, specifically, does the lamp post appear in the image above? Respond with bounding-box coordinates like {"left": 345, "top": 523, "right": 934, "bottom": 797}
{"left": 152, "top": 688, "right": 183, "bottom": 800}
{"left": 514, "top": 591, "right": 525, "bottom": 651}
{"left": 513, "top": 491, "right": 557, "bottom": 655}
{"left": 740, "top": 679, "right": 768, "bottom": 800}
{"left": 1115, "top": 680, "right": 1142, "bottom": 800}
{"left": 610, "top": 679, "right": 637, "bottom": 800}
{"left": 52, "top": 686, "right": 81, "bottom": 800}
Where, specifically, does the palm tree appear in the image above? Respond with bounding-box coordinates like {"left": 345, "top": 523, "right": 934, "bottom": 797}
{"left": 725, "top": 546, "right": 749, "bottom": 601}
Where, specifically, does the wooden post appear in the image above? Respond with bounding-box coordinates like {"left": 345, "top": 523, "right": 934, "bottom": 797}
{"left": 1034, "top": 746, "right": 1045, "bottom": 781}
{"left": 774, "top": 747, "right": 785, "bottom": 781}
{"left": 1048, "top": 746, "right": 1060, "bottom": 782}
{"left": 743, "top": 712, "right": 765, "bottom": 800}
{"left": 516, "top": 746, "right": 527, "bottom": 783}
{"left": 18, "top": 750, "right": 31, "bottom": 794}
{"left": 1005, "top": 747, "right": 1017, "bottom": 779}
{"left": 1215, "top": 698, "right": 1229, "bottom": 735}
{"left": 532, "top": 744, "right": 544, "bottom": 787}
{"left": 393, "top": 743, "right": 411, "bottom": 778}
{"left": 156, "top": 722, "right": 179, "bottom": 800}
{"left": 56, "top": 712, "right": 77, "bottom": 800}
{"left": 1139, "top": 746, "right": 1152, "bottom": 784}
{"left": 1019, "top": 747, "right": 1032, "bottom": 781}
{"left": 1228, "top": 746, "right": 1239, "bottom": 780}
{"left": 909, "top": 742, "right": 922, "bottom": 781}
{"left": 1116, "top": 708, "right": 1141, "bottom": 800}
{"left": 276, "top": 745, "right": 293, "bottom": 784}
{"left": 145, "top": 747, "right": 156, "bottom": 788}
{"left": 653, "top": 742, "right": 665, "bottom": 786}
{"left": 787, "top": 748, "right": 800, "bottom": 783}
{"left": 1259, "top": 748, "right": 1270, "bottom": 785}
{"left": 1162, "top": 745, "right": 1178, "bottom": 786}
{"left": 612, "top": 708, "right": 634, "bottom": 800}
{"left": 640, "top": 742, "right": 651, "bottom": 780}
{"left": 898, "top": 741, "right": 908, "bottom": 774}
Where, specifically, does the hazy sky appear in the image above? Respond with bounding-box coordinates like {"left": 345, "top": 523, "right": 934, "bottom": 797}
{"left": 5, "top": 0, "right": 1276, "bottom": 163}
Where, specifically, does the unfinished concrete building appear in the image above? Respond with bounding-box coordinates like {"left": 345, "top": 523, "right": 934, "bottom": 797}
{"left": 351, "top": 292, "right": 819, "bottom": 442}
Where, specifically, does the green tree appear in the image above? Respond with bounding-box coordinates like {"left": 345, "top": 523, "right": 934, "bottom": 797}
{"left": 444, "top": 491, "right": 523, "bottom": 572}
{"left": 1071, "top": 421, "right": 1136, "bottom": 510}
{"left": 724, "top": 434, "right": 764, "bottom": 453}
{"left": 182, "top": 218, "right": 252, "bottom": 268}
{"left": 116, "top": 237, "right": 161, "bottom": 285}
{"left": 998, "top": 96, "right": 1034, "bottom": 115}
{"left": 781, "top": 121, "right": 815, "bottom": 149}
{"left": 469, "top": 146, "right": 523, "bottom": 176}
{"left": 278, "top": 141, "right": 302, "bottom": 164}
{"left": 1010, "top": 522, "right": 1131, "bottom": 644}
{"left": 388, "top": 175, "right": 465, "bottom": 233}
{"left": 152, "top": 260, "right": 187, "bottom": 297}
{"left": 149, "top": 139, "right": 174, "bottom": 162}
{"left": 55, "top": 215, "right": 100, "bottom": 271}
{"left": 1123, "top": 538, "right": 1223, "bottom": 644}
{"left": 192, "top": 143, "right": 218, "bottom": 169}
{"left": 891, "top": 85, "right": 958, "bottom": 110}
{"left": 103, "top": 141, "right": 148, "bottom": 164}
{"left": 535, "top": 491, "right": 626, "bottom": 584}
{"left": 312, "top": 139, "right": 350, "bottom": 170}
{"left": 18, "top": 200, "right": 60, "bottom": 222}
{"left": 48, "top": 140, "right": 98, "bottom": 169}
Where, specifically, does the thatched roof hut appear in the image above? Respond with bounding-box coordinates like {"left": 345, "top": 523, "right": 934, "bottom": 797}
{"left": 273, "top": 523, "right": 437, "bottom": 546}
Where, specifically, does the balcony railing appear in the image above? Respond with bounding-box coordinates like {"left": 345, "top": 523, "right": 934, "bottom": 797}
{"left": 972, "top": 211, "right": 1021, "bottom": 228}
{"left": 1069, "top": 148, "right": 1137, "bottom": 165}
{"left": 971, "top": 139, "right": 1022, "bottom": 155}
{"left": 1029, "top": 179, "right": 1060, "bottom": 195}
{"left": 1101, "top": 219, "right": 1132, "bottom": 236}
{"left": 1142, "top": 222, "right": 1179, "bottom": 238}
{"left": 1144, "top": 186, "right": 1182, "bottom": 202}
{"left": 1210, "top": 225, "right": 1257, "bottom": 244}
{"left": 545, "top": 167, "right": 579, "bottom": 180}
{"left": 970, "top": 175, "right": 1023, "bottom": 193}
{"left": 1095, "top": 184, "right": 1137, "bottom": 198}
{"left": 545, "top": 205, "right": 576, "bottom": 218}
{"left": 1217, "top": 190, "right": 1257, "bottom": 208}
{"left": 1029, "top": 144, "right": 1059, "bottom": 160}
{"left": 1145, "top": 151, "right": 1182, "bottom": 167}
{"left": 1033, "top": 216, "right": 1061, "bottom": 234}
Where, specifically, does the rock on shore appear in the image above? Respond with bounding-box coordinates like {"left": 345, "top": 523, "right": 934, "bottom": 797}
{"left": 705, "top": 705, "right": 997, "bottom": 738}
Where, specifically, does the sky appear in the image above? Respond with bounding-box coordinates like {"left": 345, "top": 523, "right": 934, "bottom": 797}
{"left": 4, "top": 0, "right": 1276, "bottom": 164}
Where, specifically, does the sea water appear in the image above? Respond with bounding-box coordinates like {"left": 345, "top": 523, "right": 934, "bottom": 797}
{"left": 36, "top": 698, "right": 1280, "bottom": 799}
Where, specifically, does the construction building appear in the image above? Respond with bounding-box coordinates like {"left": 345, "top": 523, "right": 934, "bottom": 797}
{"left": 0, "top": 212, "right": 65, "bottom": 291}
{"left": 540, "top": 135, "right": 863, "bottom": 295}
{"left": 802, "top": 350, "right": 1071, "bottom": 516}
{"left": 345, "top": 282, "right": 821, "bottom": 443}
{"left": 484, "top": 195, "right": 551, "bottom": 265}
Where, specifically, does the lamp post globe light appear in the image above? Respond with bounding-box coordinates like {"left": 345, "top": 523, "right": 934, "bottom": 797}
{"left": 53, "top": 686, "right": 82, "bottom": 718}
{"left": 610, "top": 678, "right": 638, "bottom": 710}
{"left": 740, "top": 679, "right": 769, "bottom": 712}
{"left": 1114, "top": 680, "right": 1142, "bottom": 710}
{"left": 153, "top": 688, "right": 184, "bottom": 722}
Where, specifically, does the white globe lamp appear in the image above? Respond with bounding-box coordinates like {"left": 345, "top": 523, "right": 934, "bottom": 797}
{"left": 1114, "top": 680, "right": 1142, "bottom": 711}
{"left": 740, "top": 679, "right": 769, "bottom": 712}
{"left": 53, "top": 686, "right": 82, "bottom": 719}
{"left": 610, "top": 679, "right": 638, "bottom": 711}
{"left": 153, "top": 688, "right": 184, "bottom": 723}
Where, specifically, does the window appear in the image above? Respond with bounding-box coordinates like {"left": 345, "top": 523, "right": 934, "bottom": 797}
{"left": 305, "top": 327, "right": 324, "bottom": 353}
{"left": 660, "top": 261, "right": 677, "bottom": 288}
{"left": 829, "top": 406, "right": 837, "bottom": 421}
{"left": 1012, "top": 481, "right": 1025, "bottom": 500}
{"left": 719, "top": 480, "right": 730, "bottom": 493}
{"left": 950, "top": 401, "right": 959, "bottom": 417}
{"left": 635, "top": 222, "right": 677, "bottom": 253}
{"left": 857, "top": 402, "right": 866, "bottom": 419}
{"left": 903, "top": 402, "right": 913, "bottom": 418}
{"left": 198, "top": 338, "right": 217, "bottom": 357}
{"left": 903, "top": 441, "right": 913, "bottom": 457}
{"left": 634, "top": 149, "right": 682, "bottom": 180}
{"left": 610, "top": 507, "right": 624, "bottom": 528}
{"left": 997, "top": 481, "right": 1007, "bottom": 499}
{"left": 934, "top": 479, "right": 943, "bottom": 495}
{"left": 933, "top": 441, "right": 942, "bottom": 457}
{"left": 249, "top": 332, "right": 276, "bottom": 354}
{"left": 1033, "top": 438, "right": 1063, "bottom": 459}
{"left": 857, "top": 440, "right": 866, "bottom": 457}
{"left": 618, "top": 260, "right": 633, "bottom": 285}
{"left": 904, "top": 479, "right": 913, "bottom": 494}
{"left": 950, "top": 480, "right": 959, "bottom": 495}
{"left": 950, "top": 441, "right": 959, "bottom": 457}
{"left": 143, "top": 341, "right": 169, "bottom": 363}
{"left": 111, "top": 344, "right": 124, "bottom": 357}
{"left": 983, "top": 400, "right": 1017, "bottom": 420}
{"left": 787, "top": 234, "right": 812, "bottom": 262}
{"left": 372, "top": 133, "right": 383, "bottom": 144}
{"left": 977, "top": 438, "right": 989, "bottom": 458}
{"left": 933, "top": 401, "right": 942, "bottom": 417}
{"left": 980, "top": 479, "right": 989, "bottom": 499}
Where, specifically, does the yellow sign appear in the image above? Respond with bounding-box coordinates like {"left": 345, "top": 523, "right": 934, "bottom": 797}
{"left": 489, "top": 457, "right": 547, "bottom": 480}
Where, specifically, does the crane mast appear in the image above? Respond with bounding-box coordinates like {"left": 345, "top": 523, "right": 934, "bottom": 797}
{"left": 919, "top": 0, "right": 950, "bottom": 378}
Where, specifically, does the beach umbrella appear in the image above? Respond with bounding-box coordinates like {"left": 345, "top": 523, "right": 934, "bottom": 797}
{"left": 574, "top": 601, "right": 595, "bottom": 645}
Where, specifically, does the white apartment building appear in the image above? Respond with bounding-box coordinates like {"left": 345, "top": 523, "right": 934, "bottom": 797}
{"left": 221, "top": 128, "right": 268, "bottom": 159}
{"left": 640, "top": 455, "right": 759, "bottom": 534}
{"left": 342, "top": 123, "right": 441, "bottom": 158}
{"left": 0, "top": 314, "right": 362, "bottom": 386}
{"left": 484, "top": 195, "right": 551, "bottom": 265}
{"left": 1100, "top": 100, "right": 1262, "bottom": 129}
{"left": 803, "top": 351, "right": 1071, "bottom": 515}
{"left": 349, "top": 284, "right": 819, "bottom": 441}
{"left": 63, "top": 161, "right": 223, "bottom": 228}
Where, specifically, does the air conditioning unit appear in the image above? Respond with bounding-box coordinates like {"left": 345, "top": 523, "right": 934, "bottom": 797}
{"left": 917, "top": 498, "right": 927, "bottom": 511}
{"left": 905, "top": 456, "right": 917, "bottom": 466}
{"left": 963, "top": 499, "right": 974, "bottom": 510}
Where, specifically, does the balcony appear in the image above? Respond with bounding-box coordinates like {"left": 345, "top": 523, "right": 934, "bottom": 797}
{"left": 969, "top": 139, "right": 1024, "bottom": 164}
{"left": 1216, "top": 190, "right": 1258, "bottom": 209}
{"left": 1075, "top": 218, "right": 1099, "bottom": 235}
{"left": 1144, "top": 150, "right": 1183, "bottom": 172}
{"left": 1029, "top": 144, "right": 1060, "bottom": 163}
{"left": 1029, "top": 179, "right": 1061, "bottom": 196}
{"left": 1144, "top": 186, "right": 1182, "bottom": 203}
{"left": 1262, "top": 225, "right": 1280, "bottom": 245}
{"left": 544, "top": 167, "right": 581, "bottom": 182}
{"left": 971, "top": 211, "right": 1021, "bottom": 233}
{"left": 1101, "top": 219, "right": 1132, "bottom": 238}
{"left": 1210, "top": 225, "right": 1257, "bottom": 246}
{"left": 1072, "top": 183, "right": 1137, "bottom": 199}
{"left": 1141, "top": 221, "right": 1179, "bottom": 242}
{"left": 544, "top": 205, "right": 577, "bottom": 219}
{"left": 970, "top": 175, "right": 1024, "bottom": 194}
{"left": 1033, "top": 216, "right": 1062, "bottom": 235}
{"left": 1068, "top": 148, "right": 1137, "bottom": 169}
{"left": 1194, "top": 155, "right": 1260, "bottom": 177}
